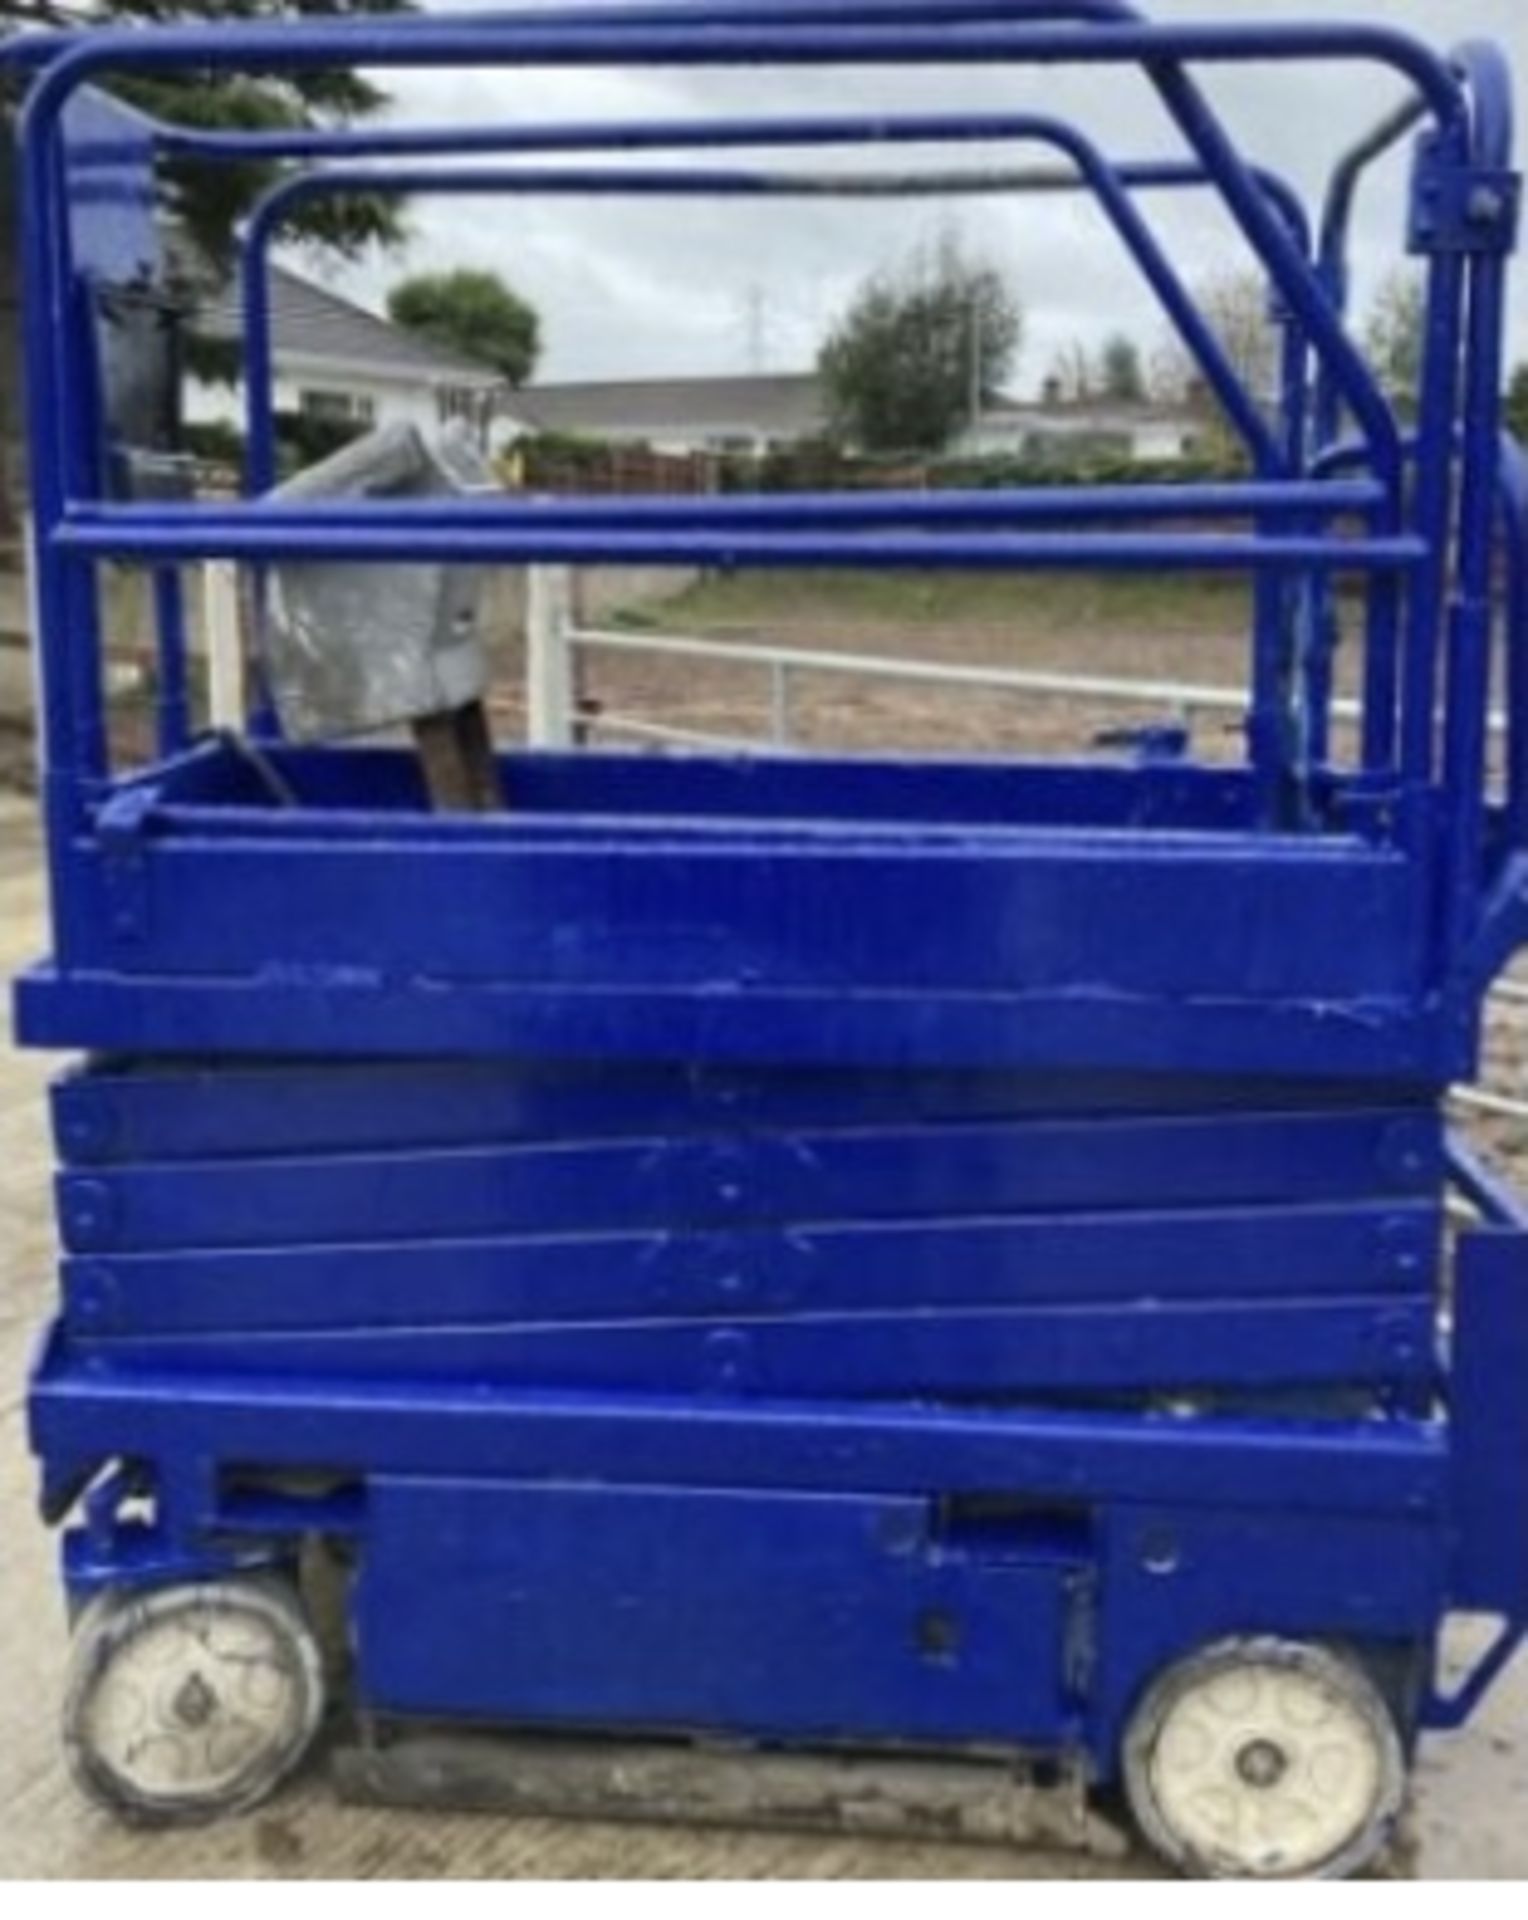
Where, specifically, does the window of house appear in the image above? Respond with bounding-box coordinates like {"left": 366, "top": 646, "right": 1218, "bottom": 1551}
{"left": 438, "top": 387, "right": 483, "bottom": 425}
{"left": 298, "top": 388, "right": 375, "bottom": 425}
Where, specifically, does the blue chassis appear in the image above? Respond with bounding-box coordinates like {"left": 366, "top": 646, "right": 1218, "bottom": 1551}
{"left": 7, "top": 1, "right": 1528, "bottom": 1793}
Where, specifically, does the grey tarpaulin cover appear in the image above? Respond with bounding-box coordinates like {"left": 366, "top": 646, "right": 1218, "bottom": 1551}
{"left": 258, "top": 420, "right": 498, "bottom": 740}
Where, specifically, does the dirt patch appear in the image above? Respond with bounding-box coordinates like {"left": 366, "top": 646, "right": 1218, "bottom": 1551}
{"left": 565, "top": 571, "right": 1251, "bottom": 762}
{"left": 0, "top": 717, "right": 35, "bottom": 794}
{"left": 560, "top": 570, "right": 1376, "bottom": 767}
{"left": 1479, "top": 996, "right": 1528, "bottom": 1187}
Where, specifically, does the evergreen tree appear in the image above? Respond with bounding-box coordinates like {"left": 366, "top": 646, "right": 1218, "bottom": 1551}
{"left": 820, "top": 234, "right": 1023, "bottom": 454}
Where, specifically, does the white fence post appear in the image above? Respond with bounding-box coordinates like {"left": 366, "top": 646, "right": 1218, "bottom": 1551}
{"left": 769, "top": 658, "right": 792, "bottom": 748}
{"left": 526, "top": 563, "right": 575, "bottom": 747}
{"left": 203, "top": 560, "right": 245, "bottom": 732}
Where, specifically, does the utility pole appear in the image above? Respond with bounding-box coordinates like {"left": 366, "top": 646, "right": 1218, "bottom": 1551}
{"left": 743, "top": 283, "right": 768, "bottom": 374}
{"left": 968, "top": 298, "right": 983, "bottom": 441}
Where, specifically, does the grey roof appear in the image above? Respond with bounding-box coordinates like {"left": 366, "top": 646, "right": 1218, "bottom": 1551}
{"left": 509, "top": 372, "right": 827, "bottom": 438}
{"left": 506, "top": 374, "right": 1195, "bottom": 443}
{"left": 196, "top": 263, "right": 504, "bottom": 388}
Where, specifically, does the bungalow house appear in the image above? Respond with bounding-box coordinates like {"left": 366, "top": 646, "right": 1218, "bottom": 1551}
{"left": 505, "top": 370, "right": 1198, "bottom": 464}
{"left": 186, "top": 262, "right": 509, "bottom": 450}
{"left": 506, "top": 373, "right": 827, "bottom": 456}
{"left": 958, "top": 394, "right": 1201, "bottom": 463}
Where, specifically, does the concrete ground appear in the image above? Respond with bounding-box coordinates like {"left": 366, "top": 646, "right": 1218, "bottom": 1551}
{"left": 0, "top": 794, "right": 1524, "bottom": 1879}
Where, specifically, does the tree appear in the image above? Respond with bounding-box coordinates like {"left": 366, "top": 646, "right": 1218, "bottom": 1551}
{"left": 1099, "top": 333, "right": 1146, "bottom": 404}
{"left": 1046, "top": 341, "right": 1094, "bottom": 406}
{"left": 5, "top": 1, "right": 411, "bottom": 269}
{"left": 388, "top": 269, "right": 541, "bottom": 388}
{"left": 1363, "top": 268, "right": 1426, "bottom": 417}
{"left": 819, "top": 234, "right": 1023, "bottom": 454}
{"left": 1153, "top": 270, "right": 1279, "bottom": 458}
{"left": 1197, "top": 271, "right": 1281, "bottom": 404}
{"left": 0, "top": 1, "right": 411, "bottom": 523}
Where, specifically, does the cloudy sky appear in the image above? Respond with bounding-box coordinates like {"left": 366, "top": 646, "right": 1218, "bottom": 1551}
{"left": 327, "top": 1, "right": 1528, "bottom": 393}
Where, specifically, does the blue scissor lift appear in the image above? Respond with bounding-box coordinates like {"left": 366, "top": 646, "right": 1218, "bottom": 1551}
{"left": 9, "top": 2, "right": 1528, "bottom": 1879}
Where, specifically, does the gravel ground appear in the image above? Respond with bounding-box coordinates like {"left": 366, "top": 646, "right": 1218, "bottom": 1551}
{"left": 565, "top": 571, "right": 1266, "bottom": 761}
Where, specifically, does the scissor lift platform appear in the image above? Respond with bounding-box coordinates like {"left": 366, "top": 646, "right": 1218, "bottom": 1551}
{"left": 9, "top": 0, "right": 1528, "bottom": 1879}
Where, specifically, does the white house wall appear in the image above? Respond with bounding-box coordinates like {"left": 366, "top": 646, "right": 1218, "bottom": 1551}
{"left": 186, "top": 361, "right": 508, "bottom": 452}
{"left": 954, "top": 416, "right": 1195, "bottom": 461}
{"left": 495, "top": 409, "right": 778, "bottom": 456}
{"left": 1132, "top": 422, "right": 1195, "bottom": 460}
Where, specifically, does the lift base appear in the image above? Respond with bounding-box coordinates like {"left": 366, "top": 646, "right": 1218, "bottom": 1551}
{"left": 331, "top": 1722, "right": 1133, "bottom": 1861}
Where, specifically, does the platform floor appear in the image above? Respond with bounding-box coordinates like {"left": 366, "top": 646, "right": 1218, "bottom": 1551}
{"left": 1, "top": 795, "right": 1524, "bottom": 1879}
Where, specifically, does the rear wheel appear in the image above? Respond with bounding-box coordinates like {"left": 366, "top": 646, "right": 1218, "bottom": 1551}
{"left": 64, "top": 1574, "right": 325, "bottom": 1825}
{"left": 1122, "top": 1637, "right": 1406, "bottom": 1879}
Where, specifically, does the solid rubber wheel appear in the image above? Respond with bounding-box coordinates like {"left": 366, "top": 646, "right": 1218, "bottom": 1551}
{"left": 63, "top": 1575, "right": 325, "bottom": 1825}
{"left": 1122, "top": 1637, "right": 1406, "bottom": 1879}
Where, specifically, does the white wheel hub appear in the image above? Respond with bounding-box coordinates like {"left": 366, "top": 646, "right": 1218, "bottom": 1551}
{"left": 1125, "top": 1639, "right": 1405, "bottom": 1878}
{"left": 65, "top": 1579, "right": 324, "bottom": 1822}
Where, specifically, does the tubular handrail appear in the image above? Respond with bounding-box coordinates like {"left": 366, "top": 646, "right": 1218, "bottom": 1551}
{"left": 0, "top": 3, "right": 1143, "bottom": 86}
{"left": 71, "top": 482, "right": 1385, "bottom": 537}
{"left": 20, "top": 14, "right": 1454, "bottom": 481}
{"left": 319, "top": 1, "right": 1149, "bottom": 29}
{"left": 1316, "top": 41, "right": 1515, "bottom": 432}
{"left": 1313, "top": 48, "right": 1512, "bottom": 933}
{"left": 1317, "top": 94, "right": 1429, "bottom": 311}
{"left": 230, "top": 127, "right": 1311, "bottom": 773}
{"left": 20, "top": 16, "right": 1447, "bottom": 597}
{"left": 1322, "top": 43, "right": 1516, "bottom": 799}
{"left": 17, "top": 20, "right": 1471, "bottom": 163}
{"left": 178, "top": 105, "right": 1312, "bottom": 274}
{"left": 1339, "top": 46, "right": 1517, "bottom": 803}
{"left": 1438, "top": 42, "right": 1516, "bottom": 961}
{"left": 0, "top": 28, "right": 69, "bottom": 72}
{"left": 182, "top": 0, "right": 1150, "bottom": 57}
{"left": 6, "top": 6, "right": 1480, "bottom": 860}
{"left": 429, "top": 2, "right": 1144, "bottom": 21}
{"left": 240, "top": 141, "right": 1287, "bottom": 491}
{"left": 246, "top": 162, "right": 1274, "bottom": 203}
{"left": 48, "top": 518, "right": 1427, "bottom": 574}
{"left": 1387, "top": 32, "right": 1518, "bottom": 800}
{"left": 1456, "top": 37, "right": 1518, "bottom": 173}
{"left": 224, "top": 116, "right": 1311, "bottom": 258}
{"left": 1499, "top": 435, "right": 1528, "bottom": 853}
{"left": 1396, "top": 270, "right": 1466, "bottom": 789}
{"left": 225, "top": 110, "right": 1309, "bottom": 596}
{"left": 0, "top": 0, "right": 1138, "bottom": 76}
{"left": 171, "top": 107, "right": 1301, "bottom": 546}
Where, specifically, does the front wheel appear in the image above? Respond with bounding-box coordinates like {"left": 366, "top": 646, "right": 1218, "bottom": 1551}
{"left": 1121, "top": 1637, "right": 1406, "bottom": 1879}
{"left": 63, "top": 1574, "right": 326, "bottom": 1825}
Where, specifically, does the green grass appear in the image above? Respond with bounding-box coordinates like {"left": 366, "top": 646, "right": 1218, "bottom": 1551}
{"left": 636, "top": 569, "right": 1251, "bottom": 638}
